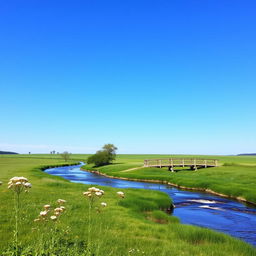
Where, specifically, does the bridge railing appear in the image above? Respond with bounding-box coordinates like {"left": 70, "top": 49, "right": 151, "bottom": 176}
{"left": 144, "top": 158, "right": 218, "bottom": 167}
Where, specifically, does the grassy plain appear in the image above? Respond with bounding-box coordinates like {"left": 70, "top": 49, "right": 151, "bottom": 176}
{"left": 0, "top": 155, "right": 255, "bottom": 255}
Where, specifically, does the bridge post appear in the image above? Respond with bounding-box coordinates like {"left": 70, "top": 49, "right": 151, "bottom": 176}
{"left": 168, "top": 166, "right": 174, "bottom": 172}
{"left": 193, "top": 159, "right": 197, "bottom": 171}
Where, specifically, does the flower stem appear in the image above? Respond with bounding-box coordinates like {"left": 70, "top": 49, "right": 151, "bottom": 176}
{"left": 14, "top": 192, "right": 20, "bottom": 255}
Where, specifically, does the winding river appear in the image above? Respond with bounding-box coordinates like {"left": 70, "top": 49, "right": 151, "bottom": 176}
{"left": 45, "top": 163, "right": 256, "bottom": 246}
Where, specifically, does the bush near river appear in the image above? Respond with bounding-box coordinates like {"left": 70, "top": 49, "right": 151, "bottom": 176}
{"left": 0, "top": 155, "right": 255, "bottom": 255}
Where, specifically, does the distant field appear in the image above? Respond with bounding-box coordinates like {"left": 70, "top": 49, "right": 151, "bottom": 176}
{"left": 3, "top": 153, "right": 256, "bottom": 165}
{"left": 0, "top": 155, "right": 255, "bottom": 255}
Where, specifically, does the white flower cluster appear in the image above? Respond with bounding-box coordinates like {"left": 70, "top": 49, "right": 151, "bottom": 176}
{"left": 83, "top": 187, "right": 105, "bottom": 198}
{"left": 34, "top": 199, "right": 66, "bottom": 222}
{"left": 117, "top": 191, "right": 125, "bottom": 198}
{"left": 8, "top": 177, "right": 32, "bottom": 193}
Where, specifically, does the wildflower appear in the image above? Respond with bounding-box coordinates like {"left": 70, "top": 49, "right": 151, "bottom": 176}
{"left": 24, "top": 182, "right": 32, "bottom": 188}
{"left": 101, "top": 202, "right": 107, "bottom": 207}
{"left": 19, "top": 177, "right": 28, "bottom": 182}
{"left": 83, "top": 187, "right": 105, "bottom": 199}
{"left": 95, "top": 191, "right": 103, "bottom": 197}
{"left": 54, "top": 207, "right": 63, "bottom": 213}
{"left": 60, "top": 206, "right": 66, "bottom": 211}
{"left": 9, "top": 177, "right": 20, "bottom": 183}
{"left": 8, "top": 176, "right": 32, "bottom": 194}
{"left": 40, "top": 211, "right": 48, "bottom": 217}
{"left": 117, "top": 191, "right": 125, "bottom": 198}
{"left": 44, "top": 204, "right": 51, "bottom": 210}
{"left": 50, "top": 215, "right": 57, "bottom": 221}
{"left": 88, "top": 187, "right": 98, "bottom": 192}
{"left": 57, "top": 199, "right": 66, "bottom": 205}
{"left": 34, "top": 218, "right": 40, "bottom": 222}
{"left": 0, "top": 181, "right": 2, "bottom": 185}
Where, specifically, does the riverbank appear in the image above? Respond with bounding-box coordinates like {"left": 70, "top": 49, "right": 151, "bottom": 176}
{"left": 0, "top": 155, "right": 255, "bottom": 255}
{"left": 82, "top": 154, "right": 256, "bottom": 206}
{"left": 83, "top": 166, "right": 256, "bottom": 206}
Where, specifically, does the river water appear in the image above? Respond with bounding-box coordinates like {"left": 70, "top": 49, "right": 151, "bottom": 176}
{"left": 45, "top": 163, "right": 256, "bottom": 246}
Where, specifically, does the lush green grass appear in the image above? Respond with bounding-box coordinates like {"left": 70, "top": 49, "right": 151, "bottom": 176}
{"left": 0, "top": 155, "right": 255, "bottom": 255}
{"left": 83, "top": 154, "right": 256, "bottom": 204}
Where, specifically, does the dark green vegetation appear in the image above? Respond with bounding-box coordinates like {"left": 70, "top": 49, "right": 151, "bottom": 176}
{"left": 87, "top": 144, "right": 117, "bottom": 167}
{"left": 0, "top": 155, "right": 255, "bottom": 255}
{"left": 0, "top": 151, "right": 18, "bottom": 154}
{"left": 85, "top": 154, "right": 256, "bottom": 205}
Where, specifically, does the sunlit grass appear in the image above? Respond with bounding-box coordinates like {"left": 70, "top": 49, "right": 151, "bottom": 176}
{"left": 84, "top": 154, "right": 256, "bottom": 204}
{"left": 0, "top": 155, "right": 255, "bottom": 255}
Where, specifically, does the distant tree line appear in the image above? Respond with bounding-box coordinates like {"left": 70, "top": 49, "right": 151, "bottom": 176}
{"left": 0, "top": 151, "right": 18, "bottom": 155}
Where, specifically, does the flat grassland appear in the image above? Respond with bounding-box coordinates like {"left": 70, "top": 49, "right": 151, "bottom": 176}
{"left": 0, "top": 155, "right": 255, "bottom": 255}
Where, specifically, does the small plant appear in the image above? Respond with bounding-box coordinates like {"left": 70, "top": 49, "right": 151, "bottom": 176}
{"left": 83, "top": 187, "right": 106, "bottom": 255}
{"left": 33, "top": 199, "right": 67, "bottom": 254}
{"left": 8, "top": 176, "right": 32, "bottom": 255}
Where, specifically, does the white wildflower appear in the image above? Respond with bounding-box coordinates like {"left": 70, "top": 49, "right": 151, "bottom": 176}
{"left": 24, "top": 182, "right": 32, "bottom": 188}
{"left": 57, "top": 199, "right": 66, "bottom": 205}
{"left": 44, "top": 204, "right": 51, "bottom": 210}
{"left": 95, "top": 192, "right": 103, "bottom": 197}
{"left": 101, "top": 202, "right": 107, "bottom": 207}
{"left": 8, "top": 176, "right": 32, "bottom": 193}
{"left": 50, "top": 215, "right": 57, "bottom": 221}
{"left": 40, "top": 210, "right": 48, "bottom": 217}
{"left": 88, "top": 187, "right": 98, "bottom": 192}
{"left": 60, "top": 206, "right": 66, "bottom": 211}
{"left": 54, "top": 207, "right": 63, "bottom": 213}
{"left": 117, "top": 191, "right": 125, "bottom": 198}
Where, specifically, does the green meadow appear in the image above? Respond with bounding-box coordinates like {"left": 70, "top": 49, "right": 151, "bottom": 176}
{"left": 0, "top": 155, "right": 256, "bottom": 255}
{"left": 84, "top": 154, "right": 256, "bottom": 205}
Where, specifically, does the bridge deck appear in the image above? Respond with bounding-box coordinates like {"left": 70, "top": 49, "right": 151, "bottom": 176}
{"left": 144, "top": 158, "right": 218, "bottom": 171}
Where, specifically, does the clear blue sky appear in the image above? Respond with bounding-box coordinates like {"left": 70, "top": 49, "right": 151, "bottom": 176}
{"left": 0, "top": 0, "right": 255, "bottom": 154}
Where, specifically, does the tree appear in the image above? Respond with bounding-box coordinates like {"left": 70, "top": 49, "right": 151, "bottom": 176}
{"left": 102, "top": 144, "right": 117, "bottom": 161}
{"left": 87, "top": 144, "right": 118, "bottom": 167}
{"left": 61, "top": 151, "right": 71, "bottom": 162}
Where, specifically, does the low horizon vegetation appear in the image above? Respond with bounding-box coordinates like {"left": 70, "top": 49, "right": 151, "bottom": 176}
{"left": 0, "top": 156, "right": 255, "bottom": 255}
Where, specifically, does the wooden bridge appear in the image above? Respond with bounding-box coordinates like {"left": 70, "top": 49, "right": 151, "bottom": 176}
{"left": 144, "top": 158, "right": 218, "bottom": 172}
